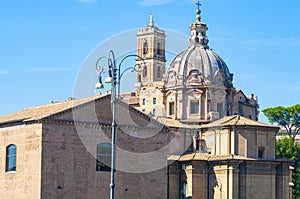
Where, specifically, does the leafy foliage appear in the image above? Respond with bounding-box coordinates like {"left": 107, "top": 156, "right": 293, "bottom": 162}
{"left": 276, "top": 137, "right": 300, "bottom": 198}
{"left": 262, "top": 104, "right": 300, "bottom": 138}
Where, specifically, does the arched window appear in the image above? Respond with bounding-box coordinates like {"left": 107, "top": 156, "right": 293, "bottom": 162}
{"left": 143, "top": 40, "right": 148, "bottom": 55}
{"left": 157, "top": 42, "right": 161, "bottom": 56}
{"left": 169, "top": 102, "right": 175, "bottom": 115}
{"left": 6, "top": 144, "right": 17, "bottom": 172}
{"left": 143, "top": 66, "right": 147, "bottom": 77}
{"left": 157, "top": 66, "right": 161, "bottom": 79}
{"left": 96, "top": 143, "right": 111, "bottom": 172}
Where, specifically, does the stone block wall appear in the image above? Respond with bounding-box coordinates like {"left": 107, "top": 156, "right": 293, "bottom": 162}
{"left": 41, "top": 122, "right": 168, "bottom": 199}
{"left": 0, "top": 123, "right": 42, "bottom": 199}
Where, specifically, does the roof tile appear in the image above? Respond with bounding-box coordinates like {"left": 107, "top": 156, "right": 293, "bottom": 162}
{"left": 0, "top": 95, "right": 107, "bottom": 125}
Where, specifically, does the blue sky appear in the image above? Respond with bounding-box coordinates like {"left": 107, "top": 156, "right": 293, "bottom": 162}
{"left": 1, "top": 0, "right": 300, "bottom": 123}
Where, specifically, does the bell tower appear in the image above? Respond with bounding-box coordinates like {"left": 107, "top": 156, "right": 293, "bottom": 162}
{"left": 136, "top": 15, "right": 166, "bottom": 85}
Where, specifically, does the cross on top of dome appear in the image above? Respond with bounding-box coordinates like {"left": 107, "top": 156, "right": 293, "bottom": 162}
{"left": 196, "top": 1, "right": 201, "bottom": 10}
{"left": 195, "top": 0, "right": 202, "bottom": 22}
{"left": 189, "top": 0, "right": 209, "bottom": 46}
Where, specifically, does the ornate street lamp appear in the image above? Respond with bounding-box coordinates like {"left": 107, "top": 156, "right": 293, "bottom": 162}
{"left": 95, "top": 50, "right": 146, "bottom": 199}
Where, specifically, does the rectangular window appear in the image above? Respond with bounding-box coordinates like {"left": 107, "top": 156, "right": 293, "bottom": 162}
{"left": 207, "top": 92, "right": 211, "bottom": 100}
{"left": 157, "top": 66, "right": 161, "bottom": 79}
{"left": 142, "top": 98, "right": 146, "bottom": 105}
{"left": 217, "top": 103, "right": 224, "bottom": 118}
{"left": 238, "top": 103, "right": 244, "bottom": 116}
{"left": 96, "top": 143, "right": 112, "bottom": 172}
{"left": 181, "top": 181, "right": 187, "bottom": 199}
{"left": 152, "top": 108, "right": 156, "bottom": 116}
{"left": 258, "top": 147, "right": 265, "bottom": 159}
{"left": 153, "top": 98, "right": 157, "bottom": 105}
{"left": 181, "top": 163, "right": 186, "bottom": 171}
{"left": 169, "top": 102, "right": 175, "bottom": 115}
{"left": 190, "top": 101, "right": 199, "bottom": 114}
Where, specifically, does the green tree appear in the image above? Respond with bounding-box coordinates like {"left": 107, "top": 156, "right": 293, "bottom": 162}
{"left": 262, "top": 104, "right": 300, "bottom": 139}
{"left": 276, "top": 137, "right": 300, "bottom": 198}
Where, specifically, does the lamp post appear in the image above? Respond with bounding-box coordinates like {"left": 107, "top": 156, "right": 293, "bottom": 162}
{"left": 95, "top": 50, "right": 146, "bottom": 199}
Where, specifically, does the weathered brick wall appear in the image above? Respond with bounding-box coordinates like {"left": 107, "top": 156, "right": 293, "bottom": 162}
{"left": 41, "top": 122, "right": 168, "bottom": 199}
{"left": 0, "top": 123, "right": 42, "bottom": 199}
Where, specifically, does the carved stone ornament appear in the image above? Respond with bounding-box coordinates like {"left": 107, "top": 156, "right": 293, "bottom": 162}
{"left": 213, "top": 70, "right": 225, "bottom": 86}
{"left": 187, "top": 69, "right": 203, "bottom": 85}
{"left": 166, "top": 71, "right": 177, "bottom": 87}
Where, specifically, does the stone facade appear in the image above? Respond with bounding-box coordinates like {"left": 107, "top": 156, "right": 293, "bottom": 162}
{"left": 40, "top": 122, "right": 168, "bottom": 199}
{"left": 134, "top": 11, "right": 259, "bottom": 123}
{"left": 168, "top": 116, "right": 292, "bottom": 199}
{"left": 138, "top": 82, "right": 164, "bottom": 116}
{"left": 136, "top": 15, "right": 166, "bottom": 85}
{"left": 232, "top": 90, "right": 259, "bottom": 120}
{"left": 0, "top": 96, "right": 170, "bottom": 199}
{"left": 0, "top": 123, "right": 42, "bottom": 199}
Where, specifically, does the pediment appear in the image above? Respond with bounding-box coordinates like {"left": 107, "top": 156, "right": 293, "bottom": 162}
{"left": 165, "top": 90, "right": 175, "bottom": 97}
{"left": 186, "top": 89, "right": 204, "bottom": 95}
{"left": 45, "top": 95, "right": 162, "bottom": 129}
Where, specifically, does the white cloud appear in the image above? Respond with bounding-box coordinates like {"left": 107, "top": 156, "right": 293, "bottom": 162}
{"left": 138, "top": 0, "right": 173, "bottom": 6}
{"left": 77, "top": 0, "right": 95, "bottom": 3}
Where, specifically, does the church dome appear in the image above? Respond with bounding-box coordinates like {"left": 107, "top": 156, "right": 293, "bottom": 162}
{"left": 164, "top": 7, "right": 233, "bottom": 88}
{"left": 166, "top": 45, "right": 233, "bottom": 87}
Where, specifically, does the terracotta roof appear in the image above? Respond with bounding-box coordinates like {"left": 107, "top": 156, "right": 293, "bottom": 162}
{"left": 201, "top": 115, "right": 276, "bottom": 129}
{"left": 168, "top": 153, "right": 250, "bottom": 161}
{"left": 0, "top": 95, "right": 107, "bottom": 125}
{"left": 122, "top": 96, "right": 140, "bottom": 105}
{"left": 156, "top": 117, "right": 202, "bottom": 129}
{"left": 155, "top": 115, "right": 274, "bottom": 129}
{"left": 168, "top": 153, "right": 290, "bottom": 162}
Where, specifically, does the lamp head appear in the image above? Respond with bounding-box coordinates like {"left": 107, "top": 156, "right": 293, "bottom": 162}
{"left": 95, "top": 82, "right": 103, "bottom": 89}
{"left": 95, "top": 76, "right": 104, "bottom": 89}
{"left": 105, "top": 76, "right": 113, "bottom": 83}
{"left": 105, "top": 68, "right": 113, "bottom": 83}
